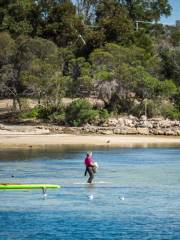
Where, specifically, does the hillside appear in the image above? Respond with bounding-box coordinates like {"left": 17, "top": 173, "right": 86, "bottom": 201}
{"left": 0, "top": 0, "right": 179, "bottom": 126}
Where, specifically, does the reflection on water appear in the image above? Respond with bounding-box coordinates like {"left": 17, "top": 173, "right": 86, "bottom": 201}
{"left": 0, "top": 147, "right": 180, "bottom": 240}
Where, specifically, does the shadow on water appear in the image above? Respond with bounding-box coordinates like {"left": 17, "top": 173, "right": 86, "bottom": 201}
{"left": 0, "top": 142, "right": 180, "bottom": 161}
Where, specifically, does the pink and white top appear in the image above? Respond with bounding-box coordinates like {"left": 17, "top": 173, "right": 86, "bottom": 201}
{"left": 84, "top": 156, "right": 94, "bottom": 167}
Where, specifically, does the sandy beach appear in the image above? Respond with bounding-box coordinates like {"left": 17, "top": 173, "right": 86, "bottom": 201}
{"left": 0, "top": 134, "right": 180, "bottom": 148}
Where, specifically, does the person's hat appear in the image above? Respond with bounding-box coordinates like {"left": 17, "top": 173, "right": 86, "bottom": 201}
{"left": 87, "top": 151, "right": 92, "bottom": 156}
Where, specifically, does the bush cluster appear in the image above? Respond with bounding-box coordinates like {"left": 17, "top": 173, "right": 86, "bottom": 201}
{"left": 19, "top": 99, "right": 109, "bottom": 126}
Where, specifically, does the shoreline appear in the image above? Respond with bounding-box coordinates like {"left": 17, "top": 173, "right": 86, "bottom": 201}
{"left": 0, "top": 134, "right": 180, "bottom": 149}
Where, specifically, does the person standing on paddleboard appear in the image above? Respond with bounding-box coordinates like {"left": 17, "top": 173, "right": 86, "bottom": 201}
{"left": 84, "top": 152, "right": 97, "bottom": 183}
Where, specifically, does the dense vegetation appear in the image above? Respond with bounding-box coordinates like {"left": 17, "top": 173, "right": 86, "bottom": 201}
{"left": 0, "top": 0, "right": 180, "bottom": 124}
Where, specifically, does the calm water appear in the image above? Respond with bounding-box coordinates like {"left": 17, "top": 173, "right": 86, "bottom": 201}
{"left": 0, "top": 147, "right": 180, "bottom": 240}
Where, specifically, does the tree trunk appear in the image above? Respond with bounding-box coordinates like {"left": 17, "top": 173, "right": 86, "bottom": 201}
{"left": 12, "top": 97, "right": 17, "bottom": 112}
{"left": 16, "top": 97, "right": 22, "bottom": 111}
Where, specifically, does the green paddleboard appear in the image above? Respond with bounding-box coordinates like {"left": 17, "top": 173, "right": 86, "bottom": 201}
{"left": 0, "top": 183, "right": 60, "bottom": 190}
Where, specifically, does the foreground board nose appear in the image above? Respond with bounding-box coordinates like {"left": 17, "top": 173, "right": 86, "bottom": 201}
{"left": 0, "top": 183, "right": 61, "bottom": 190}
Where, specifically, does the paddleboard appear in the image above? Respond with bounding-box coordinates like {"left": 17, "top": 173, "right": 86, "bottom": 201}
{"left": 0, "top": 183, "right": 60, "bottom": 190}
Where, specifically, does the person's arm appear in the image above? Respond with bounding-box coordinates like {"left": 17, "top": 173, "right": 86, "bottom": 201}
{"left": 89, "top": 158, "right": 95, "bottom": 167}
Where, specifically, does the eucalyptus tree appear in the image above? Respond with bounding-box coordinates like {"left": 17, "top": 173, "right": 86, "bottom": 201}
{"left": 89, "top": 42, "right": 176, "bottom": 115}
{"left": 21, "top": 59, "right": 69, "bottom": 106}
{"left": 119, "top": 0, "right": 172, "bottom": 22}
{"left": 0, "top": 32, "right": 16, "bottom": 67}
{"left": 171, "top": 28, "right": 180, "bottom": 47}
{"left": 42, "top": 0, "right": 84, "bottom": 47}
{"left": 66, "top": 57, "right": 92, "bottom": 96}
{"left": 19, "top": 37, "right": 67, "bottom": 106}
{"left": 159, "top": 45, "right": 180, "bottom": 86}
{"left": 0, "top": 0, "right": 34, "bottom": 37}
{"left": 74, "top": 0, "right": 99, "bottom": 24}
{"left": 95, "top": 0, "right": 133, "bottom": 44}
{"left": 0, "top": 32, "right": 19, "bottom": 110}
{"left": 0, "top": 0, "right": 85, "bottom": 48}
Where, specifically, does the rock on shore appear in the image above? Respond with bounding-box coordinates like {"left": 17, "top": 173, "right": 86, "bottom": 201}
{"left": 0, "top": 124, "right": 50, "bottom": 134}
{"left": 0, "top": 115, "right": 180, "bottom": 136}
{"left": 78, "top": 115, "right": 180, "bottom": 136}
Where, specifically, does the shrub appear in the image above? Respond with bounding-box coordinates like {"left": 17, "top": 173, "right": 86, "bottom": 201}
{"left": 165, "top": 109, "right": 180, "bottom": 120}
{"left": 19, "top": 105, "right": 66, "bottom": 122}
{"left": 131, "top": 100, "right": 165, "bottom": 118}
{"left": 144, "top": 100, "right": 180, "bottom": 119}
{"left": 160, "top": 102, "right": 180, "bottom": 120}
{"left": 19, "top": 107, "right": 41, "bottom": 119}
{"left": 174, "top": 87, "right": 180, "bottom": 111}
{"left": 145, "top": 100, "right": 161, "bottom": 118}
{"left": 19, "top": 98, "right": 30, "bottom": 110}
{"left": 66, "top": 99, "right": 100, "bottom": 126}
{"left": 141, "top": 100, "right": 180, "bottom": 120}
{"left": 37, "top": 105, "right": 58, "bottom": 119}
{"left": 19, "top": 100, "right": 110, "bottom": 125}
{"left": 48, "top": 112, "right": 66, "bottom": 124}
{"left": 98, "top": 109, "right": 109, "bottom": 122}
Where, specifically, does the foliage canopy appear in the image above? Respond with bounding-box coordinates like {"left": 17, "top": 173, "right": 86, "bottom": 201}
{"left": 0, "top": 0, "right": 179, "bottom": 120}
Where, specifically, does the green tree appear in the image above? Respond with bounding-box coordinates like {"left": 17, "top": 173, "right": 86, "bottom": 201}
{"left": 132, "top": 29, "right": 154, "bottom": 54}
{"left": 43, "top": 1, "right": 84, "bottom": 47}
{"left": 21, "top": 60, "right": 68, "bottom": 106}
{"left": 19, "top": 37, "right": 67, "bottom": 105}
{"left": 0, "top": 35, "right": 64, "bottom": 110}
{"left": 68, "top": 57, "right": 93, "bottom": 96}
{"left": 0, "top": 0, "right": 85, "bottom": 48}
{"left": 96, "top": 0, "right": 133, "bottom": 44}
{"left": 0, "top": 32, "right": 16, "bottom": 67}
{"left": 159, "top": 46, "right": 180, "bottom": 86}
{"left": 174, "top": 87, "right": 180, "bottom": 111}
{"left": 90, "top": 48, "right": 114, "bottom": 71}
{"left": 0, "top": 64, "right": 18, "bottom": 107}
{"left": 78, "top": 27, "right": 105, "bottom": 57}
{"left": 90, "top": 43, "right": 161, "bottom": 79}
{"left": 171, "top": 28, "right": 180, "bottom": 47}
{"left": 159, "top": 79, "right": 177, "bottom": 98}
{"left": 75, "top": 0, "right": 99, "bottom": 24}
{"left": 0, "top": 0, "right": 34, "bottom": 37}
{"left": 0, "top": 32, "right": 19, "bottom": 109}
{"left": 120, "top": 0, "right": 172, "bottom": 22}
